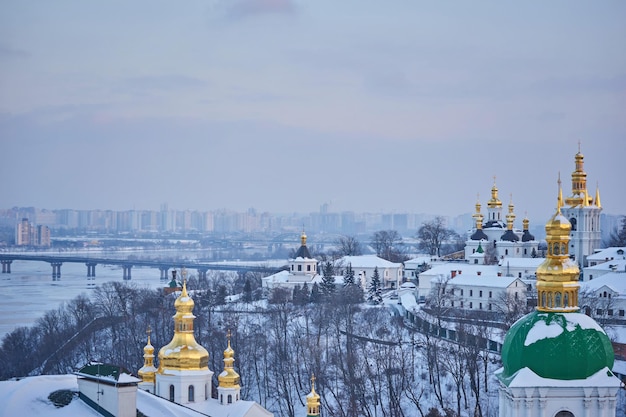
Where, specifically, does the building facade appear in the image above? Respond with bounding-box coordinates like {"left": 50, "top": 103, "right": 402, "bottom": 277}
{"left": 561, "top": 148, "right": 602, "bottom": 267}
{"left": 496, "top": 179, "right": 620, "bottom": 417}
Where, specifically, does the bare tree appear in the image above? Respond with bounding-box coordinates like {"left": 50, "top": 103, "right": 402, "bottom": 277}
{"left": 493, "top": 291, "right": 530, "bottom": 330}
{"left": 370, "top": 230, "right": 409, "bottom": 262}
{"left": 483, "top": 241, "right": 499, "bottom": 265}
{"left": 416, "top": 217, "right": 456, "bottom": 258}
{"left": 605, "top": 215, "right": 626, "bottom": 247}
{"left": 334, "top": 235, "right": 363, "bottom": 256}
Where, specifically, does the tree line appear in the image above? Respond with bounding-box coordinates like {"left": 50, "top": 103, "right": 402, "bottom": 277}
{"left": 1, "top": 269, "right": 502, "bottom": 417}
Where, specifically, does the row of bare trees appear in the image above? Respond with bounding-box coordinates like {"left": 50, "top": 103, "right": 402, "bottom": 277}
{"left": 1, "top": 269, "right": 504, "bottom": 417}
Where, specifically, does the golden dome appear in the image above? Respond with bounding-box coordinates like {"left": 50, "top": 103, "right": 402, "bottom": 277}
{"left": 505, "top": 196, "right": 516, "bottom": 230}
{"left": 138, "top": 326, "right": 157, "bottom": 383}
{"left": 536, "top": 178, "right": 580, "bottom": 312}
{"left": 158, "top": 280, "right": 209, "bottom": 372}
{"left": 487, "top": 178, "right": 502, "bottom": 208}
{"left": 301, "top": 230, "right": 307, "bottom": 246}
{"left": 306, "top": 374, "right": 321, "bottom": 416}
{"left": 218, "top": 331, "right": 240, "bottom": 388}
{"left": 565, "top": 147, "right": 592, "bottom": 207}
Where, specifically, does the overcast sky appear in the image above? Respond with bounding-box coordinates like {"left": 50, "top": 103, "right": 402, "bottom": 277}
{"left": 1, "top": 1, "right": 624, "bottom": 222}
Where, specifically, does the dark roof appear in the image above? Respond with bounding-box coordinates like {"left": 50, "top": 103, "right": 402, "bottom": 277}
{"left": 75, "top": 363, "right": 138, "bottom": 386}
{"left": 294, "top": 244, "right": 312, "bottom": 259}
{"left": 484, "top": 220, "right": 504, "bottom": 229}
{"left": 470, "top": 229, "right": 489, "bottom": 241}
{"left": 522, "top": 230, "right": 535, "bottom": 242}
{"left": 500, "top": 230, "right": 520, "bottom": 242}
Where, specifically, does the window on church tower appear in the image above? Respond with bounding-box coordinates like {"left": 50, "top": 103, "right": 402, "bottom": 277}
{"left": 169, "top": 385, "right": 175, "bottom": 402}
{"left": 307, "top": 265, "right": 311, "bottom": 271}
{"left": 555, "top": 411, "right": 574, "bottom": 417}
{"left": 189, "top": 385, "right": 195, "bottom": 402}
{"left": 228, "top": 394, "right": 233, "bottom": 404}
{"left": 298, "top": 265, "right": 301, "bottom": 271}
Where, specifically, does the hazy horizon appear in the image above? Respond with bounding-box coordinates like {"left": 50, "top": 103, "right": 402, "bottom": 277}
{"left": 1, "top": 1, "right": 625, "bottom": 223}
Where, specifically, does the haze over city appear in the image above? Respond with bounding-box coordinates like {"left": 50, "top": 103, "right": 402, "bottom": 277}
{"left": 1, "top": 1, "right": 624, "bottom": 222}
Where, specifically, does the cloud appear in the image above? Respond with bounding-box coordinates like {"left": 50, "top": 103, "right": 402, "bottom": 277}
{"left": 225, "top": 0, "right": 296, "bottom": 20}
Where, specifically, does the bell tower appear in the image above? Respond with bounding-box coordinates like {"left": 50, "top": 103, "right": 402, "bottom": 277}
{"left": 561, "top": 145, "right": 602, "bottom": 267}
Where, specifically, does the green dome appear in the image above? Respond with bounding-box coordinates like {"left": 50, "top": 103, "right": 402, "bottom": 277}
{"left": 500, "top": 311, "right": 614, "bottom": 383}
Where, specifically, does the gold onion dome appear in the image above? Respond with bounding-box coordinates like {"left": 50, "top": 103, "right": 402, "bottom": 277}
{"left": 218, "top": 331, "right": 240, "bottom": 388}
{"left": 306, "top": 374, "right": 321, "bottom": 416}
{"left": 138, "top": 326, "right": 157, "bottom": 383}
{"left": 487, "top": 178, "right": 502, "bottom": 208}
{"left": 535, "top": 177, "right": 579, "bottom": 310}
{"left": 499, "top": 176, "right": 614, "bottom": 383}
{"left": 158, "top": 279, "right": 209, "bottom": 372}
{"left": 521, "top": 214, "right": 535, "bottom": 242}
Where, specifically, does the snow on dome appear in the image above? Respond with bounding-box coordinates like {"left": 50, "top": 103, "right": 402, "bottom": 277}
{"left": 500, "top": 310, "right": 614, "bottom": 382}
{"left": 524, "top": 320, "right": 563, "bottom": 346}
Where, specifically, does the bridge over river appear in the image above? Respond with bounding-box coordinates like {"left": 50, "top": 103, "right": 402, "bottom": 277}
{"left": 0, "top": 253, "right": 286, "bottom": 281}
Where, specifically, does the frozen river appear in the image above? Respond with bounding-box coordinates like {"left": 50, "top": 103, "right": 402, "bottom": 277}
{"left": 0, "top": 260, "right": 170, "bottom": 340}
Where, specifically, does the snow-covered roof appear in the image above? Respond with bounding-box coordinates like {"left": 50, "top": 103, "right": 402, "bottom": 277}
{"left": 588, "top": 247, "right": 626, "bottom": 262}
{"left": 581, "top": 272, "right": 626, "bottom": 296}
{"left": 339, "top": 255, "right": 402, "bottom": 269}
{"left": 399, "top": 293, "right": 419, "bottom": 311}
{"left": 404, "top": 257, "right": 433, "bottom": 267}
{"left": 498, "top": 257, "right": 545, "bottom": 269}
{"left": 446, "top": 274, "right": 524, "bottom": 289}
{"left": 585, "top": 259, "right": 626, "bottom": 273}
{"left": 420, "top": 263, "right": 499, "bottom": 277}
{"left": 0, "top": 374, "right": 272, "bottom": 417}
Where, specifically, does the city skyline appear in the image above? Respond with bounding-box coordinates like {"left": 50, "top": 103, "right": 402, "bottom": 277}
{"left": 1, "top": 1, "right": 625, "bottom": 222}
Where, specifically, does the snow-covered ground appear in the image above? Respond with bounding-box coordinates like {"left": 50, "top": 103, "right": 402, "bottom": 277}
{"left": 0, "top": 260, "right": 168, "bottom": 340}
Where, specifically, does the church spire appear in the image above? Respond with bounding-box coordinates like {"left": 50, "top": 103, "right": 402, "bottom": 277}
{"left": 535, "top": 178, "right": 580, "bottom": 312}
{"left": 595, "top": 183, "right": 602, "bottom": 208}
{"left": 505, "top": 194, "right": 516, "bottom": 231}
{"left": 565, "top": 144, "right": 591, "bottom": 207}
{"left": 306, "top": 374, "right": 321, "bottom": 417}
{"left": 473, "top": 194, "right": 484, "bottom": 230}
{"left": 138, "top": 325, "right": 157, "bottom": 388}
{"left": 158, "top": 271, "right": 210, "bottom": 373}
{"left": 487, "top": 176, "right": 502, "bottom": 208}
{"left": 218, "top": 330, "right": 241, "bottom": 405}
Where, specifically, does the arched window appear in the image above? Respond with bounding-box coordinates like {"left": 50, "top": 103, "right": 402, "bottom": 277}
{"left": 555, "top": 292, "right": 561, "bottom": 307}
{"left": 205, "top": 384, "right": 208, "bottom": 400}
{"left": 169, "top": 385, "right": 175, "bottom": 402}
{"left": 564, "top": 292, "right": 569, "bottom": 307}
{"left": 188, "top": 385, "right": 194, "bottom": 402}
{"left": 220, "top": 394, "right": 223, "bottom": 404}
{"left": 555, "top": 411, "right": 574, "bottom": 417}
{"left": 561, "top": 243, "right": 567, "bottom": 255}
{"left": 554, "top": 243, "right": 560, "bottom": 255}
{"left": 228, "top": 394, "right": 233, "bottom": 404}
{"left": 569, "top": 218, "right": 577, "bottom": 231}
